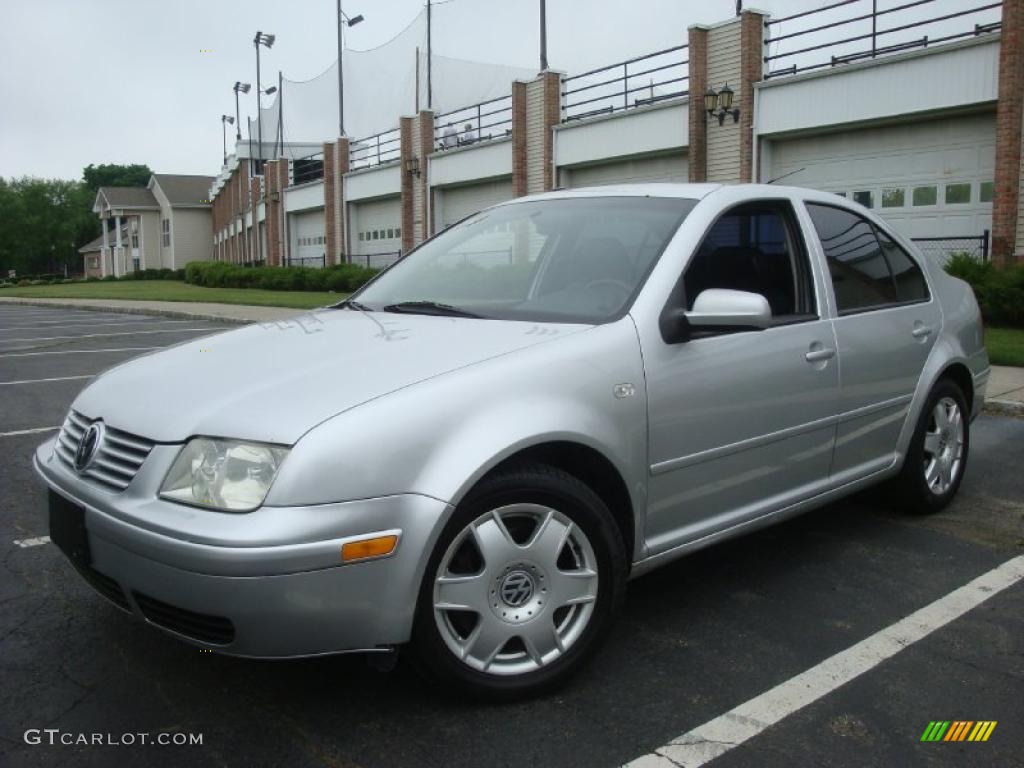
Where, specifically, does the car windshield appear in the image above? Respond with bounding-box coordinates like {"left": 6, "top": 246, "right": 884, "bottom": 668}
{"left": 351, "top": 196, "right": 696, "bottom": 323}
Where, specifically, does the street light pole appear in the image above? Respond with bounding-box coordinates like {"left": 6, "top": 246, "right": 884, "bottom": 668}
{"left": 540, "top": 0, "right": 548, "bottom": 71}
{"left": 427, "top": 0, "right": 432, "bottom": 109}
{"left": 233, "top": 81, "right": 250, "bottom": 142}
{"left": 336, "top": 5, "right": 364, "bottom": 137}
{"left": 221, "top": 115, "right": 235, "bottom": 165}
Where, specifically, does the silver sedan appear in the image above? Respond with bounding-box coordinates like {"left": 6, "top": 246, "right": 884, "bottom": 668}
{"left": 35, "top": 184, "right": 988, "bottom": 699}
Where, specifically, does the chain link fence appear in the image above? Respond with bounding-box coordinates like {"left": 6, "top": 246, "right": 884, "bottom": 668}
{"left": 910, "top": 231, "right": 989, "bottom": 266}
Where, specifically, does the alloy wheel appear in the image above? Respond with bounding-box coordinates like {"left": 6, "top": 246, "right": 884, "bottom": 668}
{"left": 922, "top": 396, "right": 964, "bottom": 496}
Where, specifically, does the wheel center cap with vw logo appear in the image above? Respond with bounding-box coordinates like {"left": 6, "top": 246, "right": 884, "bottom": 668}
{"left": 74, "top": 422, "right": 103, "bottom": 472}
{"left": 499, "top": 570, "right": 535, "bottom": 608}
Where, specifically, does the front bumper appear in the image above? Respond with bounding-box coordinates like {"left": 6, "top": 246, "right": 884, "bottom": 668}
{"left": 34, "top": 436, "right": 451, "bottom": 657}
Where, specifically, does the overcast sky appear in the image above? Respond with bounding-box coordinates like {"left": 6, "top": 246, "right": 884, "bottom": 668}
{"left": 0, "top": 0, "right": 999, "bottom": 181}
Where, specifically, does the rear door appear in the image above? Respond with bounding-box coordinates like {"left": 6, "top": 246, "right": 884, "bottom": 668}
{"left": 803, "top": 203, "right": 940, "bottom": 480}
{"left": 642, "top": 199, "right": 840, "bottom": 555}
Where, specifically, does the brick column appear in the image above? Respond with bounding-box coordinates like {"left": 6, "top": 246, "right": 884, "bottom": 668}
{"left": 688, "top": 26, "right": 709, "bottom": 182}
{"left": 323, "top": 137, "right": 350, "bottom": 265}
{"left": 264, "top": 159, "right": 288, "bottom": 267}
{"left": 522, "top": 72, "right": 562, "bottom": 194}
{"left": 400, "top": 111, "right": 435, "bottom": 250}
{"left": 250, "top": 175, "right": 261, "bottom": 265}
{"left": 512, "top": 80, "right": 528, "bottom": 196}
{"left": 993, "top": 0, "right": 1023, "bottom": 266}
{"left": 739, "top": 10, "right": 765, "bottom": 183}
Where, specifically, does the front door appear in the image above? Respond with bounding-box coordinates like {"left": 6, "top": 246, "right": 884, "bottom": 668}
{"left": 642, "top": 200, "right": 839, "bottom": 555}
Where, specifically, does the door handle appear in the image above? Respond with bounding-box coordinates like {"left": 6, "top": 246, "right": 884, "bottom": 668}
{"left": 912, "top": 325, "right": 934, "bottom": 338}
{"left": 805, "top": 347, "right": 836, "bottom": 363}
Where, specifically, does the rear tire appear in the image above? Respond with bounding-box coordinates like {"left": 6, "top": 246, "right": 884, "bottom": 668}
{"left": 410, "top": 462, "right": 627, "bottom": 701}
{"left": 893, "top": 379, "right": 969, "bottom": 515}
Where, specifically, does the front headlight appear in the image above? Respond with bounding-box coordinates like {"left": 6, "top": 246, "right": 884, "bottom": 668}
{"left": 159, "top": 438, "right": 289, "bottom": 512}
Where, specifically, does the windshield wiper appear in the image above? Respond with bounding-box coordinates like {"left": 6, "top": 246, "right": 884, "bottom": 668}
{"left": 381, "top": 301, "right": 483, "bottom": 318}
{"left": 335, "top": 299, "right": 373, "bottom": 312}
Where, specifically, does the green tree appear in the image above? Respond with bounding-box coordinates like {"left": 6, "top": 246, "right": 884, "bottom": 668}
{"left": 82, "top": 163, "right": 153, "bottom": 196}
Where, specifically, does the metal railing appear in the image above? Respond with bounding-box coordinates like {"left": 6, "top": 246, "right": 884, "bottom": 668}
{"left": 292, "top": 153, "right": 323, "bottom": 185}
{"left": 435, "top": 94, "right": 513, "bottom": 150}
{"left": 764, "top": 0, "right": 1002, "bottom": 80}
{"left": 349, "top": 251, "right": 401, "bottom": 269}
{"left": 911, "top": 230, "right": 990, "bottom": 264}
{"left": 562, "top": 44, "right": 688, "bottom": 122}
{"left": 286, "top": 255, "right": 326, "bottom": 268}
{"left": 350, "top": 127, "right": 402, "bottom": 170}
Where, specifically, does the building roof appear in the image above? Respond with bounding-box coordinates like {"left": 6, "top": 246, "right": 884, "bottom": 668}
{"left": 78, "top": 233, "right": 105, "bottom": 253}
{"left": 151, "top": 174, "right": 215, "bottom": 207}
{"left": 96, "top": 186, "right": 159, "bottom": 209}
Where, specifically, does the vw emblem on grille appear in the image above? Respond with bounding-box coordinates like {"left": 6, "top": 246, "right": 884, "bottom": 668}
{"left": 499, "top": 571, "right": 535, "bottom": 608}
{"left": 74, "top": 422, "right": 103, "bottom": 472}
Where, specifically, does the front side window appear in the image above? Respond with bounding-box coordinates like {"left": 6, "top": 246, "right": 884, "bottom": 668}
{"left": 807, "top": 203, "right": 929, "bottom": 314}
{"left": 681, "top": 201, "right": 816, "bottom": 324}
{"left": 354, "top": 197, "right": 696, "bottom": 323}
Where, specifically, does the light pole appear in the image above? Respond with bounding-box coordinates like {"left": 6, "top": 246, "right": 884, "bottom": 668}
{"left": 336, "top": 4, "right": 364, "bottom": 137}
{"left": 253, "top": 31, "right": 275, "bottom": 174}
{"left": 221, "top": 115, "right": 235, "bottom": 165}
{"left": 233, "top": 82, "right": 250, "bottom": 141}
{"left": 540, "top": 0, "right": 548, "bottom": 71}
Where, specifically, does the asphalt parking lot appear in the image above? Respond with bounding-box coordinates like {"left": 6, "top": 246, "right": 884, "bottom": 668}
{"left": 1, "top": 304, "right": 1022, "bottom": 768}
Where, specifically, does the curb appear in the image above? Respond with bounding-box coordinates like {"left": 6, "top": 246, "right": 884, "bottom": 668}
{"left": 983, "top": 399, "right": 1024, "bottom": 418}
{"left": 0, "top": 298, "right": 296, "bottom": 325}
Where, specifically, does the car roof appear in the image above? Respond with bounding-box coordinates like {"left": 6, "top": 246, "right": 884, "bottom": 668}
{"left": 512, "top": 182, "right": 847, "bottom": 204}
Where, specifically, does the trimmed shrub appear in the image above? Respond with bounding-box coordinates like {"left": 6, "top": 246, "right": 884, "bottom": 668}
{"left": 183, "top": 261, "right": 380, "bottom": 293}
{"left": 944, "top": 256, "right": 1024, "bottom": 328}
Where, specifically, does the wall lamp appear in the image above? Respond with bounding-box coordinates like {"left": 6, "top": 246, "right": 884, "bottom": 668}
{"left": 404, "top": 156, "right": 421, "bottom": 177}
{"left": 705, "top": 84, "right": 739, "bottom": 126}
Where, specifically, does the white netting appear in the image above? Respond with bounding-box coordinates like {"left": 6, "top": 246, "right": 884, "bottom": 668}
{"left": 249, "top": 5, "right": 535, "bottom": 149}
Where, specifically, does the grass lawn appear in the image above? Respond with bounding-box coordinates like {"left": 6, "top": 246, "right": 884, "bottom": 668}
{"left": 0, "top": 280, "right": 346, "bottom": 309}
{"left": 987, "top": 327, "right": 1024, "bottom": 368}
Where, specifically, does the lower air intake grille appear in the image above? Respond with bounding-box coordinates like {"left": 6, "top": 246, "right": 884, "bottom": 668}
{"left": 76, "top": 566, "right": 131, "bottom": 612}
{"left": 133, "top": 592, "right": 235, "bottom": 645}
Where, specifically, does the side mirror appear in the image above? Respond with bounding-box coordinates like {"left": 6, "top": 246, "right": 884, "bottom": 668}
{"left": 661, "top": 289, "right": 772, "bottom": 343}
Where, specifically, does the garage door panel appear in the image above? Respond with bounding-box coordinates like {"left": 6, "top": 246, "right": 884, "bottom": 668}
{"left": 564, "top": 153, "right": 688, "bottom": 188}
{"left": 767, "top": 114, "right": 994, "bottom": 239}
{"left": 437, "top": 178, "right": 513, "bottom": 230}
{"left": 352, "top": 196, "right": 402, "bottom": 257}
{"left": 290, "top": 209, "right": 325, "bottom": 264}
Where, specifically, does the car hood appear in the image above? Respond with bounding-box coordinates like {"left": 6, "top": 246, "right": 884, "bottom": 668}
{"left": 73, "top": 309, "right": 587, "bottom": 444}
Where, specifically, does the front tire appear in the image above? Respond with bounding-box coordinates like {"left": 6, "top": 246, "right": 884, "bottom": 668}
{"left": 410, "top": 462, "right": 626, "bottom": 701}
{"left": 894, "top": 378, "right": 969, "bottom": 515}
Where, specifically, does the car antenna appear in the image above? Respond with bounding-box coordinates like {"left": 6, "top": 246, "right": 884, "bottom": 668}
{"left": 767, "top": 167, "right": 805, "bottom": 185}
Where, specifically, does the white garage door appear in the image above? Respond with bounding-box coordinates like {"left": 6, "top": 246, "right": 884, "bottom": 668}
{"left": 437, "top": 178, "right": 514, "bottom": 230}
{"left": 351, "top": 196, "right": 402, "bottom": 263}
{"left": 765, "top": 113, "right": 995, "bottom": 240}
{"left": 562, "top": 152, "right": 689, "bottom": 188}
{"left": 290, "top": 209, "right": 325, "bottom": 266}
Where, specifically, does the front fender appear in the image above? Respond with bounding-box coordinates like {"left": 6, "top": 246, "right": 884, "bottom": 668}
{"left": 266, "top": 319, "right": 649, "bottom": 519}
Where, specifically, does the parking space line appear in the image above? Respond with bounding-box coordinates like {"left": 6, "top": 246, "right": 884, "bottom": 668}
{"left": 0, "top": 346, "right": 160, "bottom": 358}
{"left": 624, "top": 555, "right": 1024, "bottom": 768}
{"left": 0, "top": 374, "right": 92, "bottom": 386}
{"left": 0, "top": 426, "right": 58, "bottom": 438}
{"left": 13, "top": 536, "right": 50, "bottom": 548}
{"left": 0, "top": 328, "right": 215, "bottom": 344}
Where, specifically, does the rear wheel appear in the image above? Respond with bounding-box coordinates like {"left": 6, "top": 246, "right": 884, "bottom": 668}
{"left": 410, "top": 463, "right": 626, "bottom": 700}
{"left": 894, "top": 379, "right": 969, "bottom": 514}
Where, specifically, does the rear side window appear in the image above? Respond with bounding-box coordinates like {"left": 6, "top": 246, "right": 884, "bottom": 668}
{"left": 807, "top": 204, "right": 895, "bottom": 312}
{"left": 876, "top": 229, "right": 929, "bottom": 302}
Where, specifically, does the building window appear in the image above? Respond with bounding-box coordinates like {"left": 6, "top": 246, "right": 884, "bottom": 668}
{"left": 881, "top": 188, "right": 905, "bottom": 208}
{"left": 358, "top": 232, "right": 365, "bottom": 241}
{"left": 912, "top": 186, "right": 937, "bottom": 206}
{"left": 161, "top": 218, "right": 171, "bottom": 247}
{"left": 853, "top": 190, "right": 873, "bottom": 208}
{"left": 89, "top": 257, "right": 99, "bottom": 269}
{"left": 395, "top": 227, "right": 401, "bottom": 239}
{"left": 979, "top": 181, "right": 994, "bottom": 203}
{"left": 372, "top": 230, "right": 379, "bottom": 240}
{"left": 945, "top": 183, "right": 971, "bottom": 204}
{"left": 833, "top": 192, "right": 847, "bottom": 198}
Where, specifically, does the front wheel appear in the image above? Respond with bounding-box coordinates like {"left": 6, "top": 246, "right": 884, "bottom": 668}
{"left": 410, "top": 463, "right": 626, "bottom": 700}
{"left": 893, "top": 378, "right": 969, "bottom": 514}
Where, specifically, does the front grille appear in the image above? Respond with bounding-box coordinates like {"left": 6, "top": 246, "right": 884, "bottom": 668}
{"left": 76, "top": 565, "right": 131, "bottom": 612}
{"left": 133, "top": 592, "right": 235, "bottom": 645}
{"left": 54, "top": 410, "right": 155, "bottom": 492}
